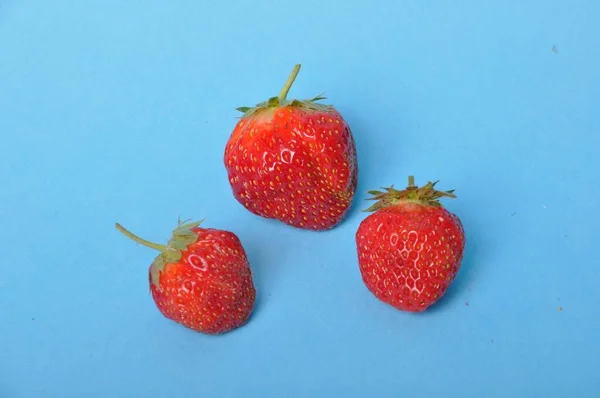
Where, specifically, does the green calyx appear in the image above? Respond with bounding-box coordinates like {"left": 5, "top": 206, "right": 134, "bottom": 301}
{"left": 236, "top": 63, "right": 334, "bottom": 117}
{"left": 363, "top": 175, "right": 456, "bottom": 212}
{"left": 115, "top": 219, "right": 203, "bottom": 285}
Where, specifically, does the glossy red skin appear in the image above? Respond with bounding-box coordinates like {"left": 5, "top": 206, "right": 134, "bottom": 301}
{"left": 356, "top": 203, "right": 465, "bottom": 312}
{"left": 150, "top": 228, "right": 255, "bottom": 334}
{"left": 224, "top": 105, "right": 358, "bottom": 230}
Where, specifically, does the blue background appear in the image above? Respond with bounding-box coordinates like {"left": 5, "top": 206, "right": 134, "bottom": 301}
{"left": 1, "top": 1, "right": 599, "bottom": 397}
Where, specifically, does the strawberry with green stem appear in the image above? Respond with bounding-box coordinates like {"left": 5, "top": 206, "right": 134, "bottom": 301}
{"left": 356, "top": 176, "right": 465, "bottom": 312}
{"left": 115, "top": 219, "right": 256, "bottom": 334}
{"left": 224, "top": 64, "right": 358, "bottom": 230}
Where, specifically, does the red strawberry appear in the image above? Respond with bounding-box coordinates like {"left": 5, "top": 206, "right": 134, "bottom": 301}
{"left": 355, "top": 176, "right": 465, "bottom": 312}
{"left": 224, "top": 64, "right": 358, "bottom": 231}
{"left": 115, "top": 220, "right": 256, "bottom": 334}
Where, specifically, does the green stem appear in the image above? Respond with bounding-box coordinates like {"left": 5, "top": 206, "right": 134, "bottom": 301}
{"left": 115, "top": 223, "right": 166, "bottom": 251}
{"left": 408, "top": 175, "right": 415, "bottom": 187}
{"left": 278, "top": 64, "right": 301, "bottom": 102}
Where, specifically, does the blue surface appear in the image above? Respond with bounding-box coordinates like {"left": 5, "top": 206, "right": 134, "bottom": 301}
{"left": 1, "top": 1, "right": 599, "bottom": 397}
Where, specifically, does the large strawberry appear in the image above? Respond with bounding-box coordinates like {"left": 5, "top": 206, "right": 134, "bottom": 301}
{"left": 224, "top": 64, "right": 358, "bottom": 231}
{"left": 355, "top": 176, "right": 465, "bottom": 312}
{"left": 115, "top": 219, "right": 256, "bottom": 334}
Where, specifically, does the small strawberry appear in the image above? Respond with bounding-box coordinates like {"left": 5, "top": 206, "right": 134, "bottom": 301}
{"left": 115, "top": 219, "right": 256, "bottom": 334}
{"left": 224, "top": 64, "right": 358, "bottom": 231}
{"left": 355, "top": 176, "right": 465, "bottom": 312}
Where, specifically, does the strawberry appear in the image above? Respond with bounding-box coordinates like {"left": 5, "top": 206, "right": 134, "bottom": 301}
{"left": 115, "top": 220, "right": 256, "bottom": 334}
{"left": 355, "top": 176, "right": 465, "bottom": 312}
{"left": 224, "top": 64, "right": 358, "bottom": 231}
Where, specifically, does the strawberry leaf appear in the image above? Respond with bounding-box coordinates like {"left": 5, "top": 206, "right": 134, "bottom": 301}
{"left": 234, "top": 64, "right": 336, "bottom": 118}
{"left": 115, "top": 220, "right": 205, "bottom": 287}
{"left": 309, "top": 93, "right": 327, "bottom": 102}
{"left": 267, "top": 96, "right": 280, "bottom": 106}
{"left": 362, "top": 176, "right": 456, "bottom": 212}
